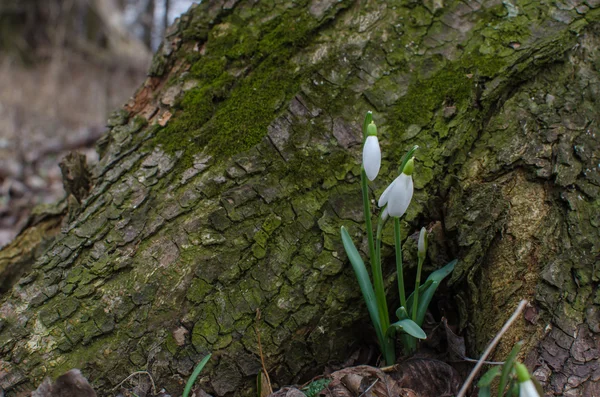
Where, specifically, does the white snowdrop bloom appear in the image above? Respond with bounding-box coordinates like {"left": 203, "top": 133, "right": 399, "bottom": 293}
{"left": 516, "top": 363, "right": 540, "bottom": 397}
{"left": 378, "top": 157, "right": 414, "bottom": 218}
{"left": 363, "top": 135, "right": 381, "bottom": 181}
{"left": 386, "top": 173, "right": 414, "bottom": 217}
{"left": 519, "top": 380, "right": 540, "bottom": 397}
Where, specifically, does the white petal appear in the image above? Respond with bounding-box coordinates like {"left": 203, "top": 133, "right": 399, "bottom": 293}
{"left": 387, "top": 173, "right": 413, "bottom": 217}
{"left": 378, "top": 177, "right": 397, "bottom": 207}
{"left": 362, "top": 136, "right": 381, "bottom": 181}
{"left": 519, "top": 380, "right": 540, "bottom": 397}
{"left": 381, "top": 207, "right": 389, "bottom": 221}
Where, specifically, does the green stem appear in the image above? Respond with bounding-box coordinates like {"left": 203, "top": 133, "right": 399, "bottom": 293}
{"left": 412, "top": 256, "right": 424, "bottom": 323}
{"left": 394, "top": 217, "right": 406, "bottom": 309}
{"left": 360, "top": 167, "right": 376, "bottom": 265}
{"left": 375, "top": 216, "right": 390, "bottom": 331}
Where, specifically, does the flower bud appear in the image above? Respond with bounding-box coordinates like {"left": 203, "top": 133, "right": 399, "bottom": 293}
{"left": 366, "top": 121, "right": 377, "bottom": 137}
{"left": 402, "top": 157, "right": 414, "bottom": 175}
{"left": 418, "top": 227, "right": 427, "bottom": 260}
{"left": 516, "top": 363, "right": 540, "bottom": 397}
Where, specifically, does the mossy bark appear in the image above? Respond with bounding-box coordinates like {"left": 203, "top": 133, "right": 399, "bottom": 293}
{"left": 1, "top": 1, "right": 599, "bottom": 396}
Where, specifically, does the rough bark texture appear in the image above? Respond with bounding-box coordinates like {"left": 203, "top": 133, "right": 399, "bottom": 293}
{"left": 1, "top": 1, "right": 599, "bottom": 396}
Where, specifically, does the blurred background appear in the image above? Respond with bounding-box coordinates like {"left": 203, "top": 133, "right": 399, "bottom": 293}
{"left": 0, "top": 0, "right": 197, "bottom": 247}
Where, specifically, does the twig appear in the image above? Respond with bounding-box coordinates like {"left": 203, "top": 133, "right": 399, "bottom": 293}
{"left": 358, "top": 379, "right": 378, "bottom": 397}
{"left": 255, "top": 309, "right": 273, "bottom": 394}
{"left": 112, "top": 370, "right": 157, "bottom": 395}
{"left": 456, "top": 299, "right": 528, "bottom": 397}
{"left": 460, "top": 357, "right": 505, "bottom": 365}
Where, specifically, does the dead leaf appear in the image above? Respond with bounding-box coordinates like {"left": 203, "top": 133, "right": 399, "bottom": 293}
{"left": 442, "top": 317, "right": 466, "bottom": 360}
{"left": 390, "top": 358, "right": 462, "bottom": 397}
{"left": 268, "top": 387, "right": 305, "bottom": 397}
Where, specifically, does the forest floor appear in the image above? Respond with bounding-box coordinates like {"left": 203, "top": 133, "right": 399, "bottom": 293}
{"left": 0, "top": 51, "right": 148, "bottom": 247}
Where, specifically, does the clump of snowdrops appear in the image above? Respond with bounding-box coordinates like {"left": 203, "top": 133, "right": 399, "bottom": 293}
{"left": 340, "top": 111, "right": 456, "bottom": 365}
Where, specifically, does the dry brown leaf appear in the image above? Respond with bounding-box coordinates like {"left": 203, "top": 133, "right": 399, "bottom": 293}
{"left": 340, "top": 373, "right": 366, "bottom": 396}
{"left": 372, "top": 371, "right": 403, "bottom": 397}
{"left": 442, "top": 317, "right": 466, "bottom": 360}
{"left": 268, "top": 387, "right": 305, "bottom": 397}
{"left": 390, "top": 358, "right": 462, "bottom": 397}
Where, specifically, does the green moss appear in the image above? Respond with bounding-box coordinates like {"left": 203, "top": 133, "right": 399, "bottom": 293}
{"left": 151, "top": 4, "right": 346, "bottom": 174}
{"left": 186, "top": 278, "right": 212, "bottom": 304}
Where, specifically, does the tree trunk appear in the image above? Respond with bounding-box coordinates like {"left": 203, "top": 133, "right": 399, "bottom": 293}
{"left": 1, "top": 1, "right": 599, "bottom": 396}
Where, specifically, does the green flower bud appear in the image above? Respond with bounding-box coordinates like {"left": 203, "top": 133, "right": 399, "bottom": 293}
{"left": 367, "top": 121, "right": 377, "bottom": 137}
{"left": 402, "top": 157, "right": 415, "bottom": 176}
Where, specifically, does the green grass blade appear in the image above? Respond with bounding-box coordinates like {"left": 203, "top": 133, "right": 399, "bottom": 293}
{"left": 387, "top": 318, "right": 427, "bottom": 339}
{"left": 183, "top": 353, "right": 212, "bottom": 397}
{"left": 497, "top": 341, "right": 522, "bottom": 397}
{"left": 340, "top": 226, "right": 385, "bottom": 346}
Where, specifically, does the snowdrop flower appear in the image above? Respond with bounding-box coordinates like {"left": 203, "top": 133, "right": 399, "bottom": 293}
{"left": 362, "top": 122, "right": 381, "bottom": 181}
{"left": 516, "top": 363, "right": 540, "bottom": 397}
{"left": 418, "top": 227, "right": 427, "bottom": 259}
{"left": 378, "top": 158, "right": 414, "bottom": 218}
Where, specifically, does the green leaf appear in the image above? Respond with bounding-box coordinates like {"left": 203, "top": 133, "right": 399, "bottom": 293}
{"left": 387, "top": 318, "right": 427, "bottom": 339}
{"left": 406, "top": 259, "right": 457, "bottom": 326}
{"left": 183, "top": 353, "right": 212, "bottom": 397}
{"left": 507, "top": 380, "right": 518, "bottom": 397}
{"left": 497, "top": 341, "right": 523, "bottom": 397}
{"left": 478, "top": 366, "right": 501, "bottom": 387}
{"left": 363, "top": 111, "right": 373, "bottom": 142}
{"left": 395, "top": 306, "right": 410, "bottom": 320}
{"left": 397, "top": 145, "right": 419, "bottom": 174}
{"left": 405, "top": 280, "right": 433, "bottom": 311}
{"left": 340, "top": 226, "right": 385, "bottom": 346}
{"left": 478, "top": 386, "right": 491, "bottom": 397}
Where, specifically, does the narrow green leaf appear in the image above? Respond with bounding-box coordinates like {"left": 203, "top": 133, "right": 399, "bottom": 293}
{"left": 497, "top": 342, "right": 523, "bottom": 397}
{"left": 183, "top": 353, "right": 212, "bottom": 397}
{"left": 363, "top": 111, "right": 373, "bottom": 140}
{"left": 340, "top": 226, "right": 385, "bottom": 346}
{"left": 387, "top": 318, "right": 427, "bottom": 339}
{"left": 478, "top": 366, "right": 501, "bottom": 387}
{"left": 405, "top": 279, "right": 433, "bottom": 309}
{"left": 478, "top": 386, "right": 491, "bottom": 397}
{"left": 507, "top": 380, "right": 518, "bottom": 397}
{"left": 406, "top": 260, "right": 457, "bottom": 326}
{"left": 397, "top": 145, "right": 419, "bottom": 174}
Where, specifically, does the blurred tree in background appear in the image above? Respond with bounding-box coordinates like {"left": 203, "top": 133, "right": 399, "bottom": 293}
{"left": 0, "top": 0, "right": 195, "bottom": 247}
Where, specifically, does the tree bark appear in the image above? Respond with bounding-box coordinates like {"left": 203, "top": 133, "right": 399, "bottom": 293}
{"left": 1, "top": 1, "right": 599, "bottom": 396}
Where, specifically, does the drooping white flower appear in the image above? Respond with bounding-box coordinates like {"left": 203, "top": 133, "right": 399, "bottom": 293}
{"left": 516, "top": 363, "right": 540, "bottom": 397}
{"left": 418, "top": 227, "right": 427, "bottom": 258}
{"left": 378, "top": 158, "right": 414, "bottom": 218}
{"left": 363, "top": 136, "right": 381, "bottom": 181}
{"left": 362, "top": 122, "right": 381, "bottom": 181}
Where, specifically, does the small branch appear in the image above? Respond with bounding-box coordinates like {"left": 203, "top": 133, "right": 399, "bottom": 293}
{"left": 255, "top": 309, "right": 273, "bottom": 395}
{"left": 456, "top": 299, "right": 528, "bottom": 397}
{"left": 112, "top": 370, "right": 157, "bottom": 395}
{"left": 358, "top": 379, "right": 378, "bottom": 397}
